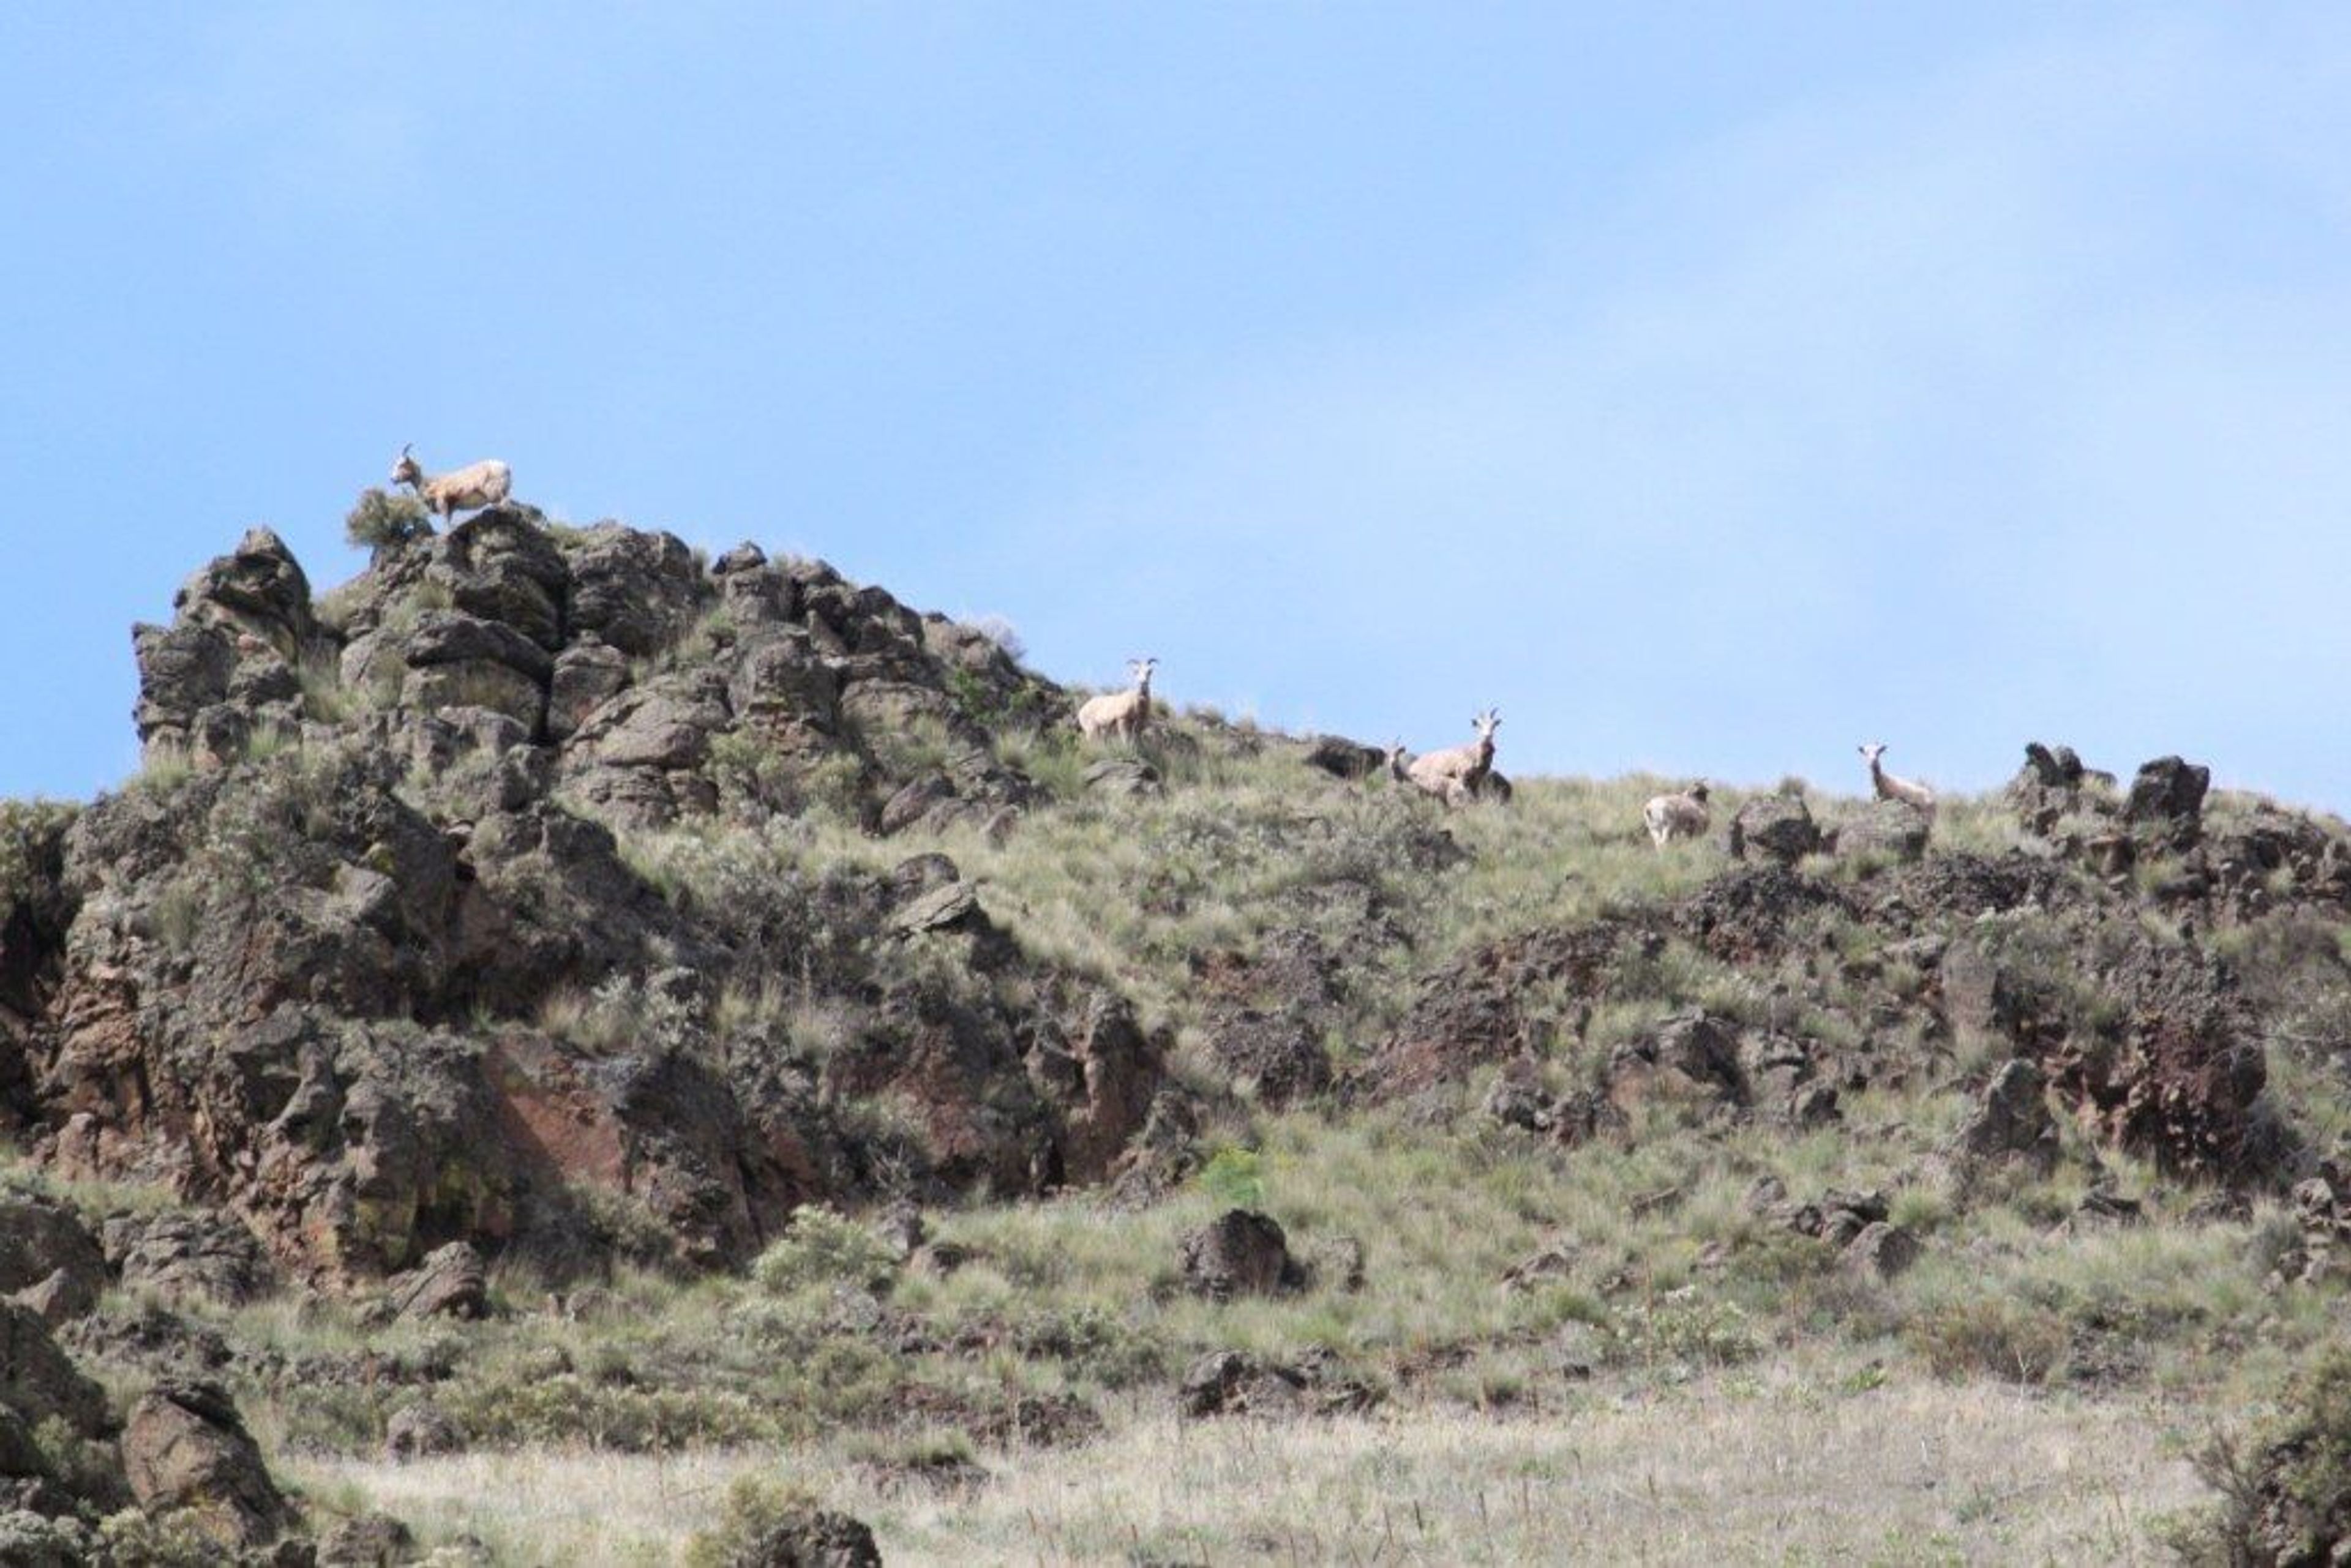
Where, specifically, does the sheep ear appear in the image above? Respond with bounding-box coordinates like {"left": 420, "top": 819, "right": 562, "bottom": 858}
{"left": 400, "top": 443, "right": 414, "bottom": 460}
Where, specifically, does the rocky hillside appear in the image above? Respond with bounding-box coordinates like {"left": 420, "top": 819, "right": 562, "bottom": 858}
{"left": 4, "top": 504, "right": 2351, "bottom": 1561}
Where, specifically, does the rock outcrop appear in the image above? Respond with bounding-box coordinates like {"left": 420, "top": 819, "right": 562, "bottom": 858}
{"left": 4, "top": 516, "right": 1169, "bottom": 1288}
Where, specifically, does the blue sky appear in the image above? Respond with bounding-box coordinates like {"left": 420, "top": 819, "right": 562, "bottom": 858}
{"left": 3, "top": 4, "right": 2345, "bottom": 809}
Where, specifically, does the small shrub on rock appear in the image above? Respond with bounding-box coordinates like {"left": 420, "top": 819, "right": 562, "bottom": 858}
{"left": 343, "top": 487, "right": 432, "bottom": 552}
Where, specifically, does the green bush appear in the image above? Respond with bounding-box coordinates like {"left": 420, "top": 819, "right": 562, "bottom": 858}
{"left": 1907, "top": 1297, "right": 2068, "bottom": 1384}
{"left": 751, "top": 1206, "right": 897, "bottom": 1297}
{"left": 2175, "top": 1346, "right": 2351, "bottom": 1566}
{"left": 681, "top": 1476, "right": 824, "bottom": 1568}
{"left": 345, "top": 486, "right": 432, "bottom": 551}
{"left": 1198, "top": 1146, "right": 1266, "bottom": 1210}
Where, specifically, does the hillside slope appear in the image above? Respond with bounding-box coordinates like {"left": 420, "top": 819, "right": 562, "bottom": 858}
{"left": 2, "top": 505, "right": 2349, "bottom": 1561}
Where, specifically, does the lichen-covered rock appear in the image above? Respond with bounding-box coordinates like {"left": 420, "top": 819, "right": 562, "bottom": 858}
{"left": 383, "top": 1241, "right": 488, "bottom": 1321}
{"left": 1835, "top": 799, "right": 1932, "bottom": 863}
{"left": 1728, "top": 793, "right": 1821, "bottom": 866}
{"left": 1179, "top": 1209, "right": 1303, "bottom": 1300}
{"left": 383, "top": 1403, "right": 462, "bottom": 1462}
{"left": 730, "top": 1506, "right": 883, "bottom": 1567}
{"left": 0, "top": 1194, "right": 106, "bottom": 1324}
{"left": 105, "top": 1210, "right": 277, "bottom": 1308}
{"left": 2126, "top": 754, "right": 2211, "bottom": 848}
{"left": 1957, "top": 1059, "right": 2061, "bottom": 1173}
{"left": 121, "top": 1380, "right": 296, "bottom": 1548}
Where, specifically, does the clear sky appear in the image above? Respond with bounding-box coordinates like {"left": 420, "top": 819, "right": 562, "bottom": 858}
{"left": 3, "top": 4, "right": 2345, "bottom": 809}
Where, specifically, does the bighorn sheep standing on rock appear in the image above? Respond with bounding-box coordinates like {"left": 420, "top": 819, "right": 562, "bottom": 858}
{"left": 1385, "top": 741, "right": 1412, "bottom": 783}
{"left": 1077, "top": 658, "right": 1158, "bottom": 742}
{"left": 1859, "top": 742, "right": 1937, "bottom": 820}
{"left": 1643, "top": 781, "right": 1711, "bottom": 849}
{"left": 1404, "top": 709, "right": 1501, "bottom": 808}
{"left": 390, "top": 445, "right": 513, "bottom": 527}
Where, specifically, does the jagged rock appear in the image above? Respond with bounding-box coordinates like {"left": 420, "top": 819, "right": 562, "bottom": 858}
{"left": 1082, "top": 757, "right": 1161, "bottom": 797}
{"left": 1834, "top": 800, "right": 1932, "bottom": 863}
{"left": 9, "top": 1270, "right": 95, "bottom": 1328}
{"left": 1845, "top": 1221, "right": 1921, "bottom": 1280}
{"left": 2126, "top": 755, "right": 2211, "bottom": 847}
{"left": 384, "top": 1242, "right": 488, "bottom": 1321}
{"left": 173, "top": 527, "right": 317, "bottom": 655}
{"left": 878, "top": 773, "right": 957, "bottom": 837}
{"left": 121, "top": 1381, "right": 295, "bottom": 1548}
{"left": 1728, "top": 793, "right": 1821, "bottom": 866}
{"left": 2022, "top": 742, "right": 2089, "bottom": 790}
{"left": 1371, "top": 918, "right": 1652, "bottom": 1095}
{"left": 1108, "top": 1090, "right": 1204, "bottom": 1207}
{"left": 1205, "top": 1010, "right": 1332, "bottom": 1108}
{"left": 890, "top": 880, "right": 981, "bottom": 937}
{"left": 106, "top": 1210, "right": 276, "bottom": 1308}
{"left": 0, "top": 1302, "right": 111, "bottom": 1449}
{"left": 712, "top": 542, "right": 767, "bottom": 576}
{"left": 383, "top": 1403, "right": 462, "bottom": 1462}
{"left": 318, "top": 1512, "right": 420, "bottom": 1566}
{"left": 1179, "top": 1348, "right": 1377, "bottom": 1419}
{"left": 563, "top": 525, "right": 708, "bottom": 657}
{"left": 1607, "top": 1010, "right": 1749, "bottom": 1114}
{"left": 729, "top": 636, "right": 839, "bottom": 727}
{"left": 1502, "top": 1243, "right": 1578, "bottom": 1291}
{"left": 400, "top": 610, "right": 555, "bottom": 685}
{"left": 546, "top": 638, "right": 631, "bottom": 741}
{"left": 0, "top": 1193, "right": 106, "bottom": 1324}
{"left": 426, "top": 511, "right": 569, "bottom": 650}
{"left": 1957, "top": 1059, "right": 2061, "bottom": 1173}
{"left": 730, "top": 1506, "right": 883, "bottom": 1567}
{"left": 58, "top": 1302, "right": 234, "bottom": 1382}
{"left": 1301, "top": 736, "right": 1384, "bottom": 780}
{"left": 1179, "top": 1210, "right": 1304, "bottom": 1300}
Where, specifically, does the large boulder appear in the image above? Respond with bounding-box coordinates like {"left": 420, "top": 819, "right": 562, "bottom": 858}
{"left": 425, "top": 510, "right": 569, "bottom": 650}
{"left": 105, "top": 1210, "right": 277, "bottom": 1308}
{"left": 1728, "top": 793, "right": 1821, "bottom": 866}
{"left": 562, "top": 525, "right": 709, "bottom": 658}
{"left": 0, "top": 1194, "right": 107, "bottom": 1325}
{"left": 383, "top": 1240, "right": 488, "bottom": 1321}
{"left": 2126, "top": 755, "right": 2211, "bottom": 847}
{"left": 1956, "top": 1059, "right": 2062, "bottom": 1173}
{"left": 1179, "top": 1210, "right": 1304, "bottom": 1300}
{"left": 730, "top": 1507, "right": 883, "bottom": 1567}
{"left": 1834, "top": 800, "right": 1931, "bottom": 864}
{"left": 121, "top": 1381, "right": 296, "bottom": 1548}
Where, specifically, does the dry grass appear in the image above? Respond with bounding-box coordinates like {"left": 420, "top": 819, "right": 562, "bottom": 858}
{"left": 298, "top": 1364, "right": 2203, "bottom": 1565}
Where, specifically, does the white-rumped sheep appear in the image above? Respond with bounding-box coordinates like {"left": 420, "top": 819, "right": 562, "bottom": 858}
{"left": 390, "top": 445, "right": 513, "bottom": 527}
{"left": 1643, "top": 781, "right": 1711, "bottom": 849}
{"left": 1859, "top": 742, "right": 1937, "bottom": 820}
{"left": 1404, "top": 708, "right": 1500, "bottom": 808}
{"left": 1385, "top": 741, "right": 1412, "bottom": 783}
{"left": 1076, "top": 657, "right": 1157, "bottom": 742}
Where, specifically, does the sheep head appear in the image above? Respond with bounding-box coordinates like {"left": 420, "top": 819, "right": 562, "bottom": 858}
{"left": 1859, "top": 741, "right": 1888, "bottom": 768}
{"left": 1473, "top": 708, "right": 1501, "bottom": 743}
{"left": 390, "top": 444, "right": 424, "bottom": 490}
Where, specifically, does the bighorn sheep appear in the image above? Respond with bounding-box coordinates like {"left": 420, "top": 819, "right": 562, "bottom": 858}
{"left": 1404, "top": 709, "right": 1500, "bottom": 808}
{"left": 389, "top": 445, "right": 513, "bottom": 527}
{"left": 1076, "top": 658, "right": 1157, "bottom": 742}
{"left": 1385, "top": 741, "right": 1412, "bottom": 783}
{"left": 1859, "top": 742, "right": 1937, "bottom": 820}
{"left": 1643, "top": 781, "right": 1711, "bottom": 849}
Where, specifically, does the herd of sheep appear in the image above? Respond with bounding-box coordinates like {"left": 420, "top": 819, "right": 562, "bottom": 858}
{"left": 391, "top": 448, "right": 1940, "bottom": 851}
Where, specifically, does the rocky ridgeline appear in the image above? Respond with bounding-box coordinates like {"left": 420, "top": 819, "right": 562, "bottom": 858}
{"left": 1379, "top": 744, "right": 2351, "bottom": 1193}
{"left": 2, "top": 511, "right": 1173, "bottom": 1296}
